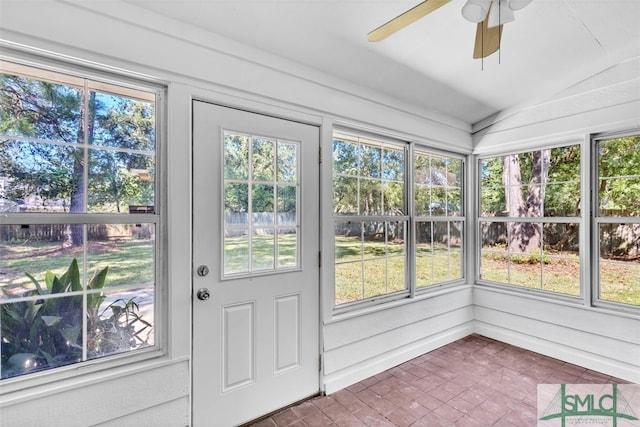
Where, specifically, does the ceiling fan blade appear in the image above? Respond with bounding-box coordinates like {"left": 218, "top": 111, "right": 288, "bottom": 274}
{"left": 367, "top": 0, "right": 451, "bottom": 42}
{"left": 473, "top": 16, "right": 502, "bottom": 58}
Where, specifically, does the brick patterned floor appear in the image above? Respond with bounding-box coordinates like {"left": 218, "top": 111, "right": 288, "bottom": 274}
{"left": 248, "top": 334, "right": 629, "bottom": 426}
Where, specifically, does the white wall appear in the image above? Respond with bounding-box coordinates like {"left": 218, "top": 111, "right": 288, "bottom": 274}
{"left": 472, "top": 57, "right": 640, "bottom": 384}
{"left": 0, "top": 1, "right": 471, "bottom": 425}
{"left": 322, "top": 287, "right": 474, "bottom": 394}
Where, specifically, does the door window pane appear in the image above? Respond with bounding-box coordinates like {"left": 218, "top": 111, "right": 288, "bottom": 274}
{"left": 222, "top": 131, "right": 300, "bottom": 277}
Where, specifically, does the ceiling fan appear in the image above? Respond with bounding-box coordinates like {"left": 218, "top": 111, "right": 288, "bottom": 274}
{"left": 368, "top": 0, "right": 533, "bottom": 59}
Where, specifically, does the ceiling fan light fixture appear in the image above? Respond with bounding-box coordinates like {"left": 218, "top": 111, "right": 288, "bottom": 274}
{"left": 462, "top": 0, "right": 492, "bottom": 23}
{"left": 488, "top": 0, "right": 515, "bottom": 28}
{"left": 507, "top": 0, "right": 532, "bottom": 11}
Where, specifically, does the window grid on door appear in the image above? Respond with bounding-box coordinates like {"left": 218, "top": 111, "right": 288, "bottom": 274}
{"left": 222, "top": 131, "right": 301, "bottom": 277}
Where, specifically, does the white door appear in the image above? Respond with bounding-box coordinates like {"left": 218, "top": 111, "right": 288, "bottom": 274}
{"left": 192, "top": 101, "right": 320, "bottom": 426}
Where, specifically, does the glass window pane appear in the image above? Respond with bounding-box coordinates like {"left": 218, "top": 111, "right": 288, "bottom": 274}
{"left": 414, "top": 153, "right": 430, "bottom": 184}
{"left": 1, "top": 295, "right": 83, "bottom": 378}
{"left": 599, "top": 223, "right": 640, "bottom": 306}
{"left": 448, "top": 222, "right": 463, "bottom": 281}
{"left": 224, "top": 230, "right": 249, "bottom": 275}
{"left": 383, "top": 181, "right": 404, "bottom": 215}
{"left": 361, "top": 144, "right": 382, "bottom": 178}
{"left": 414, "top": 185, "right": 431, "bottom": 216}
{"left": 429, "top": 187, "right": 447, "bottom": 215}
{"left": 332, "top": 138, "right": 359, "bottom": 176}
{"left": 448, "top": 158, "right": 463, "bottom": 188}
{"left": 335, "top": 222, "right": 362, "bottom": 262}
{"left": 416, "top": 221, "right": 434, "bottom": 287}
{"left": 86, "top": 224, "right": 155, "bottom": 287}
{"left": 598, "top": 135, "right": 640, "bottom": 216}
{"left": 362, "top": 221, "right": 386, "bottom": 259}
{"left": 277, "top": 185, "right": 296, "bottom": 225}
{"left": 335, "top": 262, "right": 362, "bottom": 305}
{"left": 481, "top": 185, "right": 505, "bottom": 217}
{"left": 1, "top": 224, "right": 84, "bottom": 299}
{"left": 363, "top": 258, "right": 389, "bottom": 299}
{"left": 544, "top": 182, "right": 580, "bottom": 217}
{"left": 547, "top": 145, "right": 580, "bottom": 184}
{"left": 224, "top": 133, "right": 249, "bottom": 180}
{"left": 90, "top": 91, "right": 156, "bottom": 151}
{"left": 277, "top": 142, "right": 297, "bottom": 183}
{"left": 430, "top": 156, "right": 448, "bottom": 186}
{"left": 252, "top": 184, "right": 274, "bottom": 223}
{"left": 599, "top": 178, "right": 640, "bottom": 216}
{"left": 446, "top": 187, "right": 462, "bottom": 216}
{"left": 224, "top": 182, "right": 249, "bottom": 219}
{"left": 277, "top": 228, "right": 297, "bottom": 268}
{"left": 382, "top": 148, "right": 404, "bottom": 181}
{"left": 252, "top": 229, "right": 275, "bottom": 271}
{"left": 252, "top": 138, "right": 275, "bottom": 181}
{"left": 333, "top": 175, "right": 358, "bottom": 215}
{"left": 507, "top": 222, "right": 542, "bottom": 254}
{"left": 387, "top": 222, "right": 405, "bottom": 257}
{"left": 0, "top": 72, "right": 83, "bottom": 142}
{"left": 87, "top": 287, "right": 154, "bottom": 360}
{"left": 542, "top": 257, "right": 580, "bottom": 296}
{"left": 88, "top": 149, "right": 155, "bottom": 214}
{"left": 480, "top": 222, "right": 509, "bottom": 284}
{"left": 0, "top": 141, "right": 82, "bottom": 213}
{"left": 359, "top": 178, "right": 382, "bottom": 215}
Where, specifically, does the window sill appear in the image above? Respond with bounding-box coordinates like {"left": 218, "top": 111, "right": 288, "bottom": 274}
{"left": 326, "top": 281, "right": 472, "bottom": 325}
{"left": 0, "top": 347, "right": 172, "bottom": 401}
{"left": 474, "top": 281, "right": 640, "bottom": 320}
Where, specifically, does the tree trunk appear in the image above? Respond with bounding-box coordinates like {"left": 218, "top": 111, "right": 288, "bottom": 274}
{"left": 64, "top": 91, "right": 96, "bottom": 247}
{"left": 502, "top": 150, "right": 550, "bottom": 254}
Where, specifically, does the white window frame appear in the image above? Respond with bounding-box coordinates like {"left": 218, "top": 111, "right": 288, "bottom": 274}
{"left": 477, "top": 133, "right": 640, "bottom": 313}
{"left": 591, "top": 130, "right": 640, "bottom": 313}
{"left": 0, "top": 55, "right": 167, "bottom": 392}
{"left": 476, "top": 139, "right": 585, "bottom": 302}
{"left": 331, "top": 128, "right": 467, "bottom": 314}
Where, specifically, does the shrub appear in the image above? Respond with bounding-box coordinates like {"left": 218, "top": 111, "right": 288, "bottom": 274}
{"left": 1, "top": 258, "right": 151, "bottom": 378}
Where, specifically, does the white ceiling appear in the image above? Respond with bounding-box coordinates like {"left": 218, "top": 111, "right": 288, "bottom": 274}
{"left": 125, "top": 0, "right": 639, "bottom": 125}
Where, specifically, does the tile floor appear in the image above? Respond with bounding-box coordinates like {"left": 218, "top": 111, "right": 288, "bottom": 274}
{"left": 248, "top": 334, "right": 629, "bottom": 426}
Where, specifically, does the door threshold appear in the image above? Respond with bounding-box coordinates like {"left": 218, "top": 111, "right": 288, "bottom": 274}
{"left": 239, "top": 392, "right": 323, "bottom": 427}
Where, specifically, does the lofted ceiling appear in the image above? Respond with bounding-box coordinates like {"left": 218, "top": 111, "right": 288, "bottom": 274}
{"left": 124, "top": 0, "right": 639, "bottom": 126}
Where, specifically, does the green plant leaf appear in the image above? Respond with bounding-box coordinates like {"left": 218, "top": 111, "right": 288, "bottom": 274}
{"left": 25, "top": 272, "right": 48, "bottom": 295}
{"left": 61, "top": 325, "right": 81, "bottom": 346}
{"left": 51, "top": 276, "right": 65, "bottom": 294}
{"left": 40, "top": 349, "right": 57, "bottom": 366}
{"left": 41, "top": 315, "right": 62, "bottom": 327}
{"left": 60, "top": 258, "right": 81, "bottom": 292}
{"left": 88, "top": 266, "right": 109, "bottom": 290}
{"left": 7, "top": 353, "right": 39, "bottom": 371}
{"left": 45, "top": 270, "right": 56, "bottom": 292}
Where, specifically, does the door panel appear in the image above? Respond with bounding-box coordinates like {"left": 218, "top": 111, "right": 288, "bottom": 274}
{"left": 192, "top": 101, "right": 320, "bottom": 426}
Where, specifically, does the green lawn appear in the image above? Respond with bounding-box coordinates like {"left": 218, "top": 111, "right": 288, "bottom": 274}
{"left": 1, "top": 240, "right": 154, "bottom": 296}
{"left": 481, "top": 249, "right": 639, "bottom": 306}
{"left": 223, "top": 232, "right": 298, "bottom": 274}
{"left": 335, "top": 236, "right": 462, "bottom": 304}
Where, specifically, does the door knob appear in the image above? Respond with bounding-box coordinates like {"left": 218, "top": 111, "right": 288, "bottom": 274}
{"left": 196, "top": 288, "right": 211, "bottom": 301}
{"left": 197, "top": 265, "right": 209, "bottom": 277}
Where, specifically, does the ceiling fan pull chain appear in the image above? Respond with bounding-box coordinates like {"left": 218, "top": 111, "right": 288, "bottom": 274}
{"left": 499, "top": 0, "right": 502, "bottom": 64}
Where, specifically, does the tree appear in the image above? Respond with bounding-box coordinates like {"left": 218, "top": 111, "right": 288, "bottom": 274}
{"left": 1, "top": 72, "right": 155, "bottom": 243}
{"left": 502, "top": 150, "right": 550, "bottom": 253}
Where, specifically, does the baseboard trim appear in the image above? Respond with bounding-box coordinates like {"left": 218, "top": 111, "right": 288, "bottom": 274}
{"left": 322, "top": 322, "right": 474, "bottom": 394}
{"left": 474, "top": 321, "right": 640, "bottom": 384}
